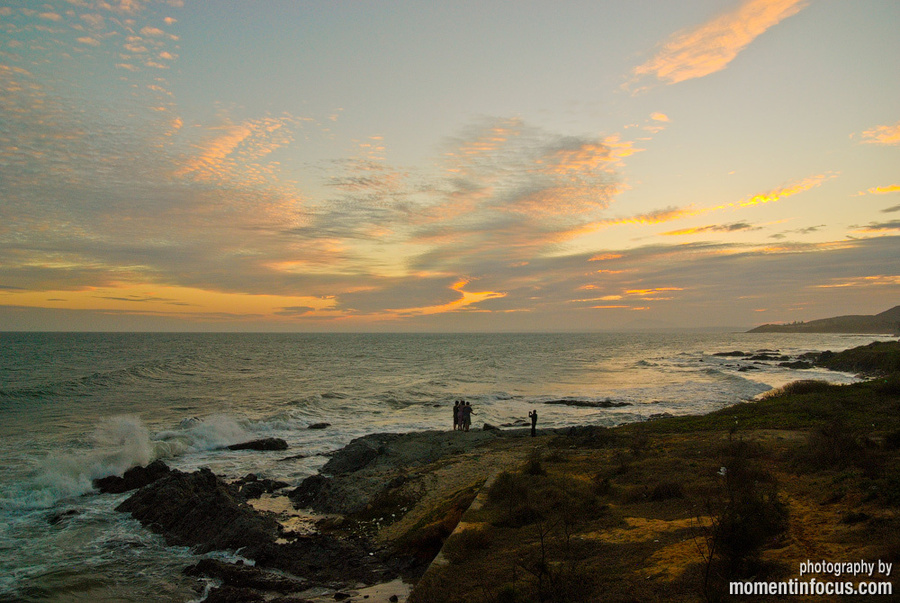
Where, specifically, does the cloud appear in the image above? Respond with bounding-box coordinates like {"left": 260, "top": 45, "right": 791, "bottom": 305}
{"left": 735, "top": 172, "right": 837, "bottom": 207}
{"left": 860, "top": 121, "right": 900, "bottom": 145}
{"left": 855, "top": 220, "right": 900, "bottom": 233}
{"left": 859, "top": 184, "right": 900, "bottom": 196}
{"left": 662, "top": 221, "right": 759, "bottom": 236}
{"left": 628, "top": 0, "right": 810, "bottom": 91}
{"left": 883, "top": 205, "right": 900, "bottom": 214}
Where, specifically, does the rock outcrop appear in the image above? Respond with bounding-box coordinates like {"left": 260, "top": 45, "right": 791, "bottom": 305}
{"left": 227, "top": 437, "right": 289, "bottom": 451}
{"left": 93, "top": 459, "right": 171, "bottom": 494}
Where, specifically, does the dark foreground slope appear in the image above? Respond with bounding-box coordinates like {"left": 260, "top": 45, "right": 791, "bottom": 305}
{"left": 410, "top": 341, "right": 900, "bottom": 602}
{"left": 748, "top": 305, "right": 900, "bottom": 334}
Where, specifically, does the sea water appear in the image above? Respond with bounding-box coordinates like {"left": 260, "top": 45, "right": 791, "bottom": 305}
{"left": 0, "top": 331, "right": 891, "bottom": 601}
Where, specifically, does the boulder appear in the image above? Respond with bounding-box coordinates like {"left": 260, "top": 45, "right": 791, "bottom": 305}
{"left": 94, "top": 459, "right": 171, "bottom": 494}
{"left": 307, "top": 422, "right": 331, "bottom": 430}
{"left": 116, "top": 467, "right": 280, "bottom": 553}
{"left": 228, "top": 438, "right": 288, "bottom": 451}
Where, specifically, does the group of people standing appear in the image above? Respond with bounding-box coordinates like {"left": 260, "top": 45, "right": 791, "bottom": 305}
{"left": 452, "top": 400, "right": 539, "bottom": 437}
{"left": 452, "top": 400, "right": 474, "bottom": 431}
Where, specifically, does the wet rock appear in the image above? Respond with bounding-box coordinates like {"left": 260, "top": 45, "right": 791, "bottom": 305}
{"left": 228, "top": 438, "right": 288, "bottom": 451}
{"left": 94, "top": 459, "right": 172, "bottom": 494}
{"left": 749, "top": 353, "right": 790, "bottom": 361}
{"left": 545, "top": 399, "right": 631, "bottom": 408}
{"left": 234, "top": 474, "right": 291, "bottom": 500}
{"left": 482, "top": 423, "right": 500, "bottom": 431}
{"left": 202, "top": 586, "right": 266, "bottom": 603}
{"left": 116, "top": 467, "right": 281, "bottom": 553}
{"left": 184, "top": 558, "right": 306, "bottom": 593}
{"left": 713, "top": 351, "right": 747, "bottom": 357}
{"left": 779, "top": 360, "right": 814, "bottom": 369}
{"left": 308, "top": 422, "right": 331, "bottom": 429}
{"left": 47, "top": 509, "right": 81, "bottom": 525}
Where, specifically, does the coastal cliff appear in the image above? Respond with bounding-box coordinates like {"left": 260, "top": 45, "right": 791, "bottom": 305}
{"left": 748, "top": 304, "right": 900, "bottom": 335}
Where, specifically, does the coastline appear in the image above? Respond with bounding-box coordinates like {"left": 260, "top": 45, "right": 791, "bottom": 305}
{"left": 102, "top": 340, "right": 900, "bottom": 602}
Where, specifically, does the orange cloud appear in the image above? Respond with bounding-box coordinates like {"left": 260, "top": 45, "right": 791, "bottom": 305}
{"left": 629, "top": 0, "right": 809, "bottom": 90}
{"left": 857, "top": 184, "right": 900, "bottom": 196}
{"left": 737, "top": 172, "right": 836, "bottom": 207}
{"left": 386, "top": 279, "right": 506, "bottom": 318}
{"left": 815, "top": 275, "right": 900, "bottom": 289}
{"left": 860, "top": 121, "right": 900, "bottom": 145}
{"left": 596, "top": 206, "right": 702, "bottom": 229}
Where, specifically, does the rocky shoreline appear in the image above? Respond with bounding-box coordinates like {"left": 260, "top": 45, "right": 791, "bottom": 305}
{"left": 101, "top": 428, "right": 536, "bottom": 603}
{"left": 97, "top": 342, "right": 898, "bottom": 602}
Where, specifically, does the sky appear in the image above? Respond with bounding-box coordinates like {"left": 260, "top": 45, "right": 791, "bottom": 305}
{"left": 0, "top": 0, "right": 898, "bottom": 332}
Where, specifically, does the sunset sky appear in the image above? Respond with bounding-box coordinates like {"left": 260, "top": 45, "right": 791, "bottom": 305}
{"left": 1, "top": 0, "right": 898, "bottom": 331}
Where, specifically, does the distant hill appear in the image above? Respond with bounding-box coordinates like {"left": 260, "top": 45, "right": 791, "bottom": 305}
{"left": 748, "top": 305, "right": 900, "bottom": 335}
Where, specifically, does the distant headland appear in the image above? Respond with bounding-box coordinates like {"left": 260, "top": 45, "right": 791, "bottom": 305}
{"left": 748, "top": 305, "right": 900, "bottom": 335}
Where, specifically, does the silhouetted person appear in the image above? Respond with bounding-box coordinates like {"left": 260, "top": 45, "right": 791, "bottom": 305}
{"left": 453, "top": 400, "right": 460, "bottom": 431}
{"left": 461, "top": 401, "right": 473, "bottom": 432}
{"left": 529, "top": 409, "right": 538, "bottom": 437}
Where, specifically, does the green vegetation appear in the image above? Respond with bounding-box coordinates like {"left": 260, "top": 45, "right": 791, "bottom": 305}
{"left": 409, "top": 340, "right": 900, "bottom": 602}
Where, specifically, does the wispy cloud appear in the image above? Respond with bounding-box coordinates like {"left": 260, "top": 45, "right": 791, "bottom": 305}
{"left": 859, "top": 121, "right": 900, "bottom": 145}
{"left": 662, "top": 221, "right": 759, "bottom": 236}
{"left": 628, "top": 0, "right": 810, "bottom": 91}
{"left": 855, "top": 220, "right": 900, "bottom": 233}
{"left": 735, "top": 172, "right": 837, "bottom": 207}
{"left": 858, "top": 184, "right": 900, "bottom": 196}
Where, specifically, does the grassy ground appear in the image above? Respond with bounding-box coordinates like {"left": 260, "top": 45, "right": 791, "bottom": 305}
{"left": 405, "top": 342, "right": 900, "bottom": 602}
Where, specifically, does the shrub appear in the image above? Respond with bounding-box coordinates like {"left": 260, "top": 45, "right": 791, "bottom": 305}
{"left": 650, "top": 481, "right": 684, "bottom": 501}
{"left": 524, "top": 448, "right": 546, "bottom": 476}
{"left": 697, "top": 439, "right": 788, "bottom": 600}
{"left": 873, "top": 374, "right": 900, "bottom": 396}
{"left": 760, "top": 380, "right": 833, "bottom": 399}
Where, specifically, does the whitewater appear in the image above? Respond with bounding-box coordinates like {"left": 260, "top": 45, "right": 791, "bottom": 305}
{"left": 0, "top": 331, "right": 890, "bottom": 601}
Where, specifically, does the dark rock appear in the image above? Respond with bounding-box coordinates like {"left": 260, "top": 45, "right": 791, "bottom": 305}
{"left": 713, "top": 351, "right": 747, "bottom": 357}
{"left": 390, "top": 595, "right": 399, "bottom": 602}
{"left": 234, "top": 474, "right": 290, "bottom": 500}
{"left": 94, "top": 459, "right": 171, "bottom": 494}
{"left": 334, "top": 594, "right": 351, "bottom": 601}
{"left": 738, "top": 365, "right": 761, "bottom": 371}
{"left": 228, "top": 438, "right": 288, "bottom": 451}
{"left": 749, "top": 353, "right": 790, "bottom": 361}
{"left": 288, "top": 474, "right": 331, "bottom": 510}
{"left": 544, "top": 399, "right": 631, "bottom": 408}
{"left": 779, "top": 360, "right": 814, "bottom": 369}
{"left": 501, "top": 419, "right": 529, "bottom": 427}
{"left": 184, "top": 558, "right": 305, "bottom": 593}
{"left": 647, "top": 412, "right": 675, "bottom": 421}
{"left": 321, "top": 437, "right": 390, "bottom": 475}
{"left": 116, "top": 467, "right": 281, "bottom": 553}
{"left": 308, "top": 422, "right": 331, "bottom": 430}
{"left": 248, "top": 534, "right": 386, "bottom": 585}
{"left": 482, "top": 423, "right": 500, "bottom": 431}
{"left": 47, "top": 509, "right": 81, "bottom": 525}
{"left": 202, "top": 586, "right": 266, "bottom": 603}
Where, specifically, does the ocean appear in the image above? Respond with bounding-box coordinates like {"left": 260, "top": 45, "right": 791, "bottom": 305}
{"left": 0, "top": 331, "right": 891, "bottom": 601}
